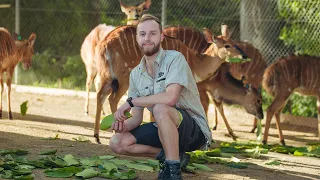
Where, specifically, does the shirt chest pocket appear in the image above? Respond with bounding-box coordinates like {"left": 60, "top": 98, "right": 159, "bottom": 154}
{"left": 154, "top": 77, "right": 166, "bottom": 94}
{"left": 137, "top": 85, "right": 154, "bottom": 97}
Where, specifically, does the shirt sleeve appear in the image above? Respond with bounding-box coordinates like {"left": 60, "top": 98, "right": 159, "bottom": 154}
{"left": 128, "top": 71, "right": 144, "bottom": 110}
{"left": 165, "top": 52, "right": 190, "bottom": 89}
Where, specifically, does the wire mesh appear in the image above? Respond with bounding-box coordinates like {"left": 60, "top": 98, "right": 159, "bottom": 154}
{"left": 0, "top": 0, "right": 319, "bottom": 89}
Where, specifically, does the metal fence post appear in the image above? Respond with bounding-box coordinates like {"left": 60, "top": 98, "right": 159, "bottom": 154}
{"left": 14, "top": 0, "right": 20, "bottom": 84}
{"left": 161, "top": 0, "right": 167, "bottom": 27}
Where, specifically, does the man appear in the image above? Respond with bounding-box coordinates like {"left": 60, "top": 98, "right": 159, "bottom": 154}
{"left": 109, "top": 14, "right": 212, "bottom": 180}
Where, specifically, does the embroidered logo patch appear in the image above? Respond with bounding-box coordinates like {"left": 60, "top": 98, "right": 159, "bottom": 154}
{"left": 158, "top": 72, "right": 164, "bottom": 78}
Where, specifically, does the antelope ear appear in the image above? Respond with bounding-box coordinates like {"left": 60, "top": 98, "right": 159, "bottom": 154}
{"left": 139, "top": 0, "right": 151, "bottom": 11}
{"left": 28, "top": 33, "right": 36, "bottom": 46}
{"left": 119, "top": 0, "right": 128, "bottom": 12}
{"left": 221, "top": 23, "right": 230, "bottom": 39}
{"left": 202, "top": 27, "right": 214, "bottom": 43}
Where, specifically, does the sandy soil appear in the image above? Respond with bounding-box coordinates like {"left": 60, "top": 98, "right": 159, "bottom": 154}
{"left": 0, "top": 87, "right": 319, "bottom": 180}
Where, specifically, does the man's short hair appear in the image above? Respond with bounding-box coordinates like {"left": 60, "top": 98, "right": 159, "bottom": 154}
{"left": 138, "top": 14, "right": 162, "bottom": 33}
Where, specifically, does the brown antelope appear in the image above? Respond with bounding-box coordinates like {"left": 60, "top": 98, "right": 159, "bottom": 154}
{"left": 93, "top": 25, "right": 246, "bottom": 143}
{"left": 120, "top": 0, "right": 152, "bottom": 26}
{"left": 262, "top": 55, "right": 320, "bottom": 145}
{"left": 163, "top": 25, "right": 266, "bottom": 133}
{"left": 197, "top": 63, "right": 263, "bottom": 139}
{"left": 0, "top": 28, "right": 36, "bottom": 119}
{"left": 81, "top": 0, "right": 151, "bottom": 115}
{"left": 163, "top": 26, "right": 210, "bottom": 53}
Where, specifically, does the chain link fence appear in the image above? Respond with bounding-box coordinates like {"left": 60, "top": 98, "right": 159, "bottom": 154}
{"left": 0, "top": 0, "right": 319, "bottom": 90}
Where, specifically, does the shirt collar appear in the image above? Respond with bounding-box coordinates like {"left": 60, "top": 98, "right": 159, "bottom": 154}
{"left": 138, "top": 48, "right": 165, "bottom": 74}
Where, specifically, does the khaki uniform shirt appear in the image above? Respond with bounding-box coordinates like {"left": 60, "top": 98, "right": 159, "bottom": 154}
{"left": 128, "top": 48, "right": 212, "bottom": 147}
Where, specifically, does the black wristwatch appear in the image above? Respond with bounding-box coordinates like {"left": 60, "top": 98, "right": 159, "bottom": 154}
{"left": 127, "top": 97, "right": 134, "bottom": 107}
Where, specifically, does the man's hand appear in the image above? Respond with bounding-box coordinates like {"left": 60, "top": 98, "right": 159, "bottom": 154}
{"left": 111, "top": 120, "right": 127, "bottom": 133}
{"left": 114, "top": 102, "right": 131, "bottom": 122}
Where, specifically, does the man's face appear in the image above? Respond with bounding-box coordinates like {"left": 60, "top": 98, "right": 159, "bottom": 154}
{"left": 136, "top": 20, "right": 163, "bottom": 56}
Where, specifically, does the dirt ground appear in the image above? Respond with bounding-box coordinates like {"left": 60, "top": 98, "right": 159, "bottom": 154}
{"left": 0, "top": 86, "right": 319, "bottom": 180}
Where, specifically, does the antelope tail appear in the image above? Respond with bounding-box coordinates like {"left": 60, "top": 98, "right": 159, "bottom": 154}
{"left": 262, "top": 65, "right": 277, "bottom": 96}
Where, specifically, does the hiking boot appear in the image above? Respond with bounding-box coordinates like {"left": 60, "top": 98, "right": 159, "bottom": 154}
{"left": 157, "top": 151, "right": 190, "bottom": 179}
{"left": 158, "top": 161, "right": 182, "bottom": 180}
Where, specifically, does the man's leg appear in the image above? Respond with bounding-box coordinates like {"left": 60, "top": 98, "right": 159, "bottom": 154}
{"left": 109, "top": 132, "right": 161, "bottom": 158}
{"left": 153, "top": 104, "right": 181, "bottom": 161}
{"left": 153, "top": 104, "right": 183, "bottom": 180}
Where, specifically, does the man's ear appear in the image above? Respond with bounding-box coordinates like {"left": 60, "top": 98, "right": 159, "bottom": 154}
{"left": 160, "top": 33, "right": 164, "bottom": 42}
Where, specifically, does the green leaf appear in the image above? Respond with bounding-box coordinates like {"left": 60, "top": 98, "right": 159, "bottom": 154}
{"left": 16, "top": 165, "right": 35, "bottom": 170}
{"left": 0, "top": 149, "right": 28, "bottom": 156}
{"left": 109, "top": 159, "right": 131, "bottom": 165}
{"left": 75, "top": 168, "right": 100, "bottom": 179}
{"left": 100, "top": 161, "right": 118, "bottom": 171}
{"left": 41, "top": 134, "right": 59, "bottom": 140}
{"left": 12, "top": 169, "right": 32, "bottom": 176}
{"left": 20, "top": 101, "right": 28, "bottom": 116}
{"left": 191, "top": 163, "right": 213, "bottom": 171}
{"left": 184, "top": 165, "right": 197, "bottom": 174}
{"left": 256, "top": 119, "right": 262, "bottom": 141}
{"left": 1, "top": 170, "right": 13, "bottom": 179}
{"left": 226, "top": 57, "right": 252, "bottom": 63}
{"left": 72, "top": 136, "right": 90, "bottom": 142}
{"left": 63, "top": 154, "right": 79, "bottom": 166}
{"left": 125, "top": 163, "right": 154, "bottom": 172}
{"left": 44, "top": 166, "right": 82, "bottom": 178}
{"left": 226, "top": 162, "right": 248, "bottom": 169}
{"left": 99, "top": 155, "right": 116, "bottom": 160}
{"left": 80, "top": 156, "right": 99, "bottom": 167}
{"left": 293, "top": 150, "right": 304, "bottom": 156}
{"left": 206, "top": 148, "right": 221, "bottom": 157}
{"left": 13, "top": 174, "right": 34, "bottom": 180}
{"left": 39, "top": 149, "right": 57, "bottom": 155}
{"left": 243, "top": 146, "right": 261, "bottom": 158}
{"left": 265, "top": 160, "right": 281, "bottom": 166}
{"left": 100, "top": 112, "right": 131, "bottom": 130}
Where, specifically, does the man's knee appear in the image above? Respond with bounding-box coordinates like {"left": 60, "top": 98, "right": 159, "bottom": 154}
{"left": 153, "top": 104, "right": 171, "bottom": 122}
{"left": 109, "top": 134, "right": 126, "bottom": 154}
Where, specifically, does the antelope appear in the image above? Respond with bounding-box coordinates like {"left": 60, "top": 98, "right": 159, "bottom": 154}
{"left": 197, "top": 63, "right": 263, "bottom": 139}
{"left": 163, "top": 25, "right": 266, "bottom": 134}
{"left": 93, "top": 25, "right": 246, "bottom": 143}
{"left": 80, "top": 0, "right": 151, "bottom": 115}
{"left": 262, "top": 55, "right": 320, "bottom": 145}
{"left": 0, "top": 28, "right": 36, "bottom": 119}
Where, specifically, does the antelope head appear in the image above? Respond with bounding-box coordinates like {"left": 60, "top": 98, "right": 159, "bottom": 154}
{"left": 120, "top": 0, "right": 152, "bottom": 25}
{"left": 14, "top": 33, "right": 36, "bottom": 70}
{"left": 243, "top": 84, "right": 264, "bottom": 120}
{"left": 203, "top": 24, "right": 248, "bottom": 61}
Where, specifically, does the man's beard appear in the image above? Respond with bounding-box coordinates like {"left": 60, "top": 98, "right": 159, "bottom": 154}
{"left": 139, "top": 42, "right": 161, "bottom": 56}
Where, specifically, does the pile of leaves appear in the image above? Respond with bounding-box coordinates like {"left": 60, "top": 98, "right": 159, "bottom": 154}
{"left": 0, "top": 148, "right": 213, "bottom": 180}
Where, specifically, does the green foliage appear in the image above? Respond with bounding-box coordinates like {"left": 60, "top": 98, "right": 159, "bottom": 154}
{"left": 262, "top": 89, "right": 317, "bottom": 118}
{"left": 278, "top": 0, "right": 320, "bottom": 56}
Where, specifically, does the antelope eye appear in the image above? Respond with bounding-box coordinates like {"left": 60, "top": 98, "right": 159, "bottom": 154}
{"left": 225, "top": 45, "right": 230, "bottom": 48}
{"left": 129, "top": 10, "right": 131, "bottom": 13}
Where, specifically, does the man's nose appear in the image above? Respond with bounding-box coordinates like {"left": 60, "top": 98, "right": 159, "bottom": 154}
{"left": 144, "top": 34, "right": 150, "bottom": 41}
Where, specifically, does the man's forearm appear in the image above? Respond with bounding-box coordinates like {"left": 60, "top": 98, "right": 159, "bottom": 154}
{"left": 125, "top": 116, "right": 143, "bottom": 132}
{"left": 131, "top": 92, "right": 177, "bottom": 108}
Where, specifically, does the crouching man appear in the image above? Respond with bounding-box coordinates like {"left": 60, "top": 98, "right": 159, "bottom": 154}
{"left": 109, "top": 14, "right": 212, "bottom": 180}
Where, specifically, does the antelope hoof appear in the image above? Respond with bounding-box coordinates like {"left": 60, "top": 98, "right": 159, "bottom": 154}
{"left": 250, "top": 127, "right": 256, "bottom": 133}
{"left": 280, "top": 140, "right": 286, "bottom": 146}
{"left": 94, "top": 133, "right": 101, "bottom": 144}
{"left": 231, "top": 134, "right": 238, "bottom": 141}
{"left": 0, "top": 111, "right": 2, "bottom": 119}
{"left": 262, "top": 140, "right": 267, "bottom": 145}
{"left": 213, "top": 126, "right": 217, "bottom": 130}
{"left": 9, "top": 112, "right": 13, "bottom": 120}
{"left": 84, "top": 112, "right": 89, "bottom": 116}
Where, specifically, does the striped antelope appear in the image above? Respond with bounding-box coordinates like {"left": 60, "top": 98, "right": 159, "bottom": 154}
{"left": 163, "top": 25, "right": 265, "bottom": 135}
{"left": 0, "top": 28, "right": 36, "bottom": 119}
{"left": 80, "top": 0, "right": 151, "bottom": 115}
{"left": 163, "top": 26, "right": 210, "bottom": 53}
{"left": 197, "top": 62, "right": 263, "bottom": 140}
{"left": 262, "top": 55, "right": 320, "bottom": 145}
{"left": 93, "top": 25, "right": 246, "bottom": 143}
